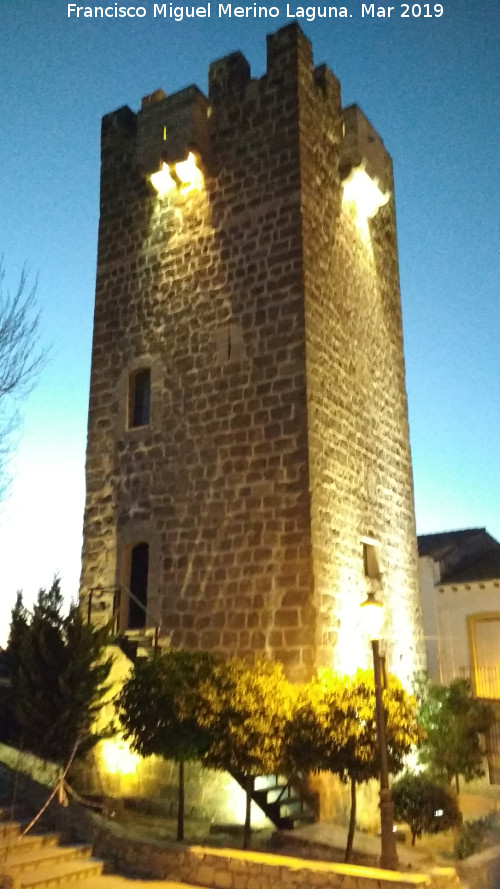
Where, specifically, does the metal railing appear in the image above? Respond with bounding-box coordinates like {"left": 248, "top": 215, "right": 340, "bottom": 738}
{"left": 83, "top": 585, "right": 162, "bottom": 652}
{"left": 457, "top": 665, "right": 500, "bottom": 700}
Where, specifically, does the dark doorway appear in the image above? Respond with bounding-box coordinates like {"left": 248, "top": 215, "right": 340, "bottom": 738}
{"left": 128, "top": 542, "right": 149, "bottom": 629}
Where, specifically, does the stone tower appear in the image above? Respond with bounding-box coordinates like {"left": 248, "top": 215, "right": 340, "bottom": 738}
{"left": 80, "top": 24, "right": 425, "bottom": 684}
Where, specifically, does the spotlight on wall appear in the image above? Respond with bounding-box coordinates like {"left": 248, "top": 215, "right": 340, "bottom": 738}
{"left": 150, "top": 162, "right": 175, "bottom": 198}
{"left": 150, "top": 151, "right": 203, "bottom": 197}
{"left": 99, "top": 738, "right": 140, "bottom": 776}
{"left": 172, "top": 151, "right": 203, "bottom": 190}
{"left": 342, "top": 161, "right": 390, "bottom": 224}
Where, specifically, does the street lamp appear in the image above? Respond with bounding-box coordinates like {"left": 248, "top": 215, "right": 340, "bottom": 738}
{"left": 360, "top": 592, "right": 399, "bottom": 871}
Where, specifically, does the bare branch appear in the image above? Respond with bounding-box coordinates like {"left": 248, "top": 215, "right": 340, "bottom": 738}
{"left": 0, "top": 264, "right": 47, "bottom": 398}
{"left": 0, "top": 261, "right": 49, "bottom": 495}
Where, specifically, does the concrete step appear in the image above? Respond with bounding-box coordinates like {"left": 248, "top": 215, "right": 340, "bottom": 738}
{"left": 254, "top": 774, "right": 288, "bottom": 790}
{"left": 254, "top": 785, "right": 292, "bottom": 803}
{"left": 278, "top": 810, "right": 316, "bottom": 830}
{"left": 16, "top": 857, "right": 103, "bottom": 888}
{"left": 4, "top": 842, "right": 93, "bottom": 876}
{"left": 0, "top": 831, "right": 60, "bottom": 854}
{"left": 278, "top": 798, "right": 307, "bottom": 816}
{"left": 0, "top": 820, "right": 21, "bottom": 840}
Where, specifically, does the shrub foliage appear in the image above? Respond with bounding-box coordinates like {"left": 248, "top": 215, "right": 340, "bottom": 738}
{"left": 392, "top": 772, "right": 461, "bottom": 845}
{"left": 3, "top": 579, "right": 111, "bottom": 765}
{"left": 416, "top": 675, "right": 495, "bottom": 793}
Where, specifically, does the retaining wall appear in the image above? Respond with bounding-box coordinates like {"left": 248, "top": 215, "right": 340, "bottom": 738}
{"left": 93, "top": 830, "right": 462, "bottom": 889}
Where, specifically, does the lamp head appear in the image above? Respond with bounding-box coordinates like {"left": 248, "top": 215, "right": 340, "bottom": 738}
{"left": 360, "top": 591, "right": 384, "bottom": 641}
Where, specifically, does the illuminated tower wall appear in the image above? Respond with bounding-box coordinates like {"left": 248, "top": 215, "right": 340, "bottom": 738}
{"left": 80, "top": 25, "right": 425, "bottom": 684}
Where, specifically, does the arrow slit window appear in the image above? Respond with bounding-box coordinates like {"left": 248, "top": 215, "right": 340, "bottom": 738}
{"left": 128, "top": 368, "right": 151, "bottom": 428}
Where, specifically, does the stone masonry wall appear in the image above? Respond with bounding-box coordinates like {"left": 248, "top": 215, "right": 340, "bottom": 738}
{"left": 91, "top": 834, "right": 463, "bottom": 889}
{"left": 80, "top": 24, "right": 425, "bottom": 684}
{"left": 296, "top": 38, "right": 425, "bottom": 679}
{"left": 0, "top": 759, "right": 466, "bottom": 889}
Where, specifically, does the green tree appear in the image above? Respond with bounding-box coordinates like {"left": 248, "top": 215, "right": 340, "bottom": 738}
{"left": 7, "top": 578, "right": 112, "bottom": 764}
{"left": 286, "top": 669, "right": 422, "bottom": 862}
{"left": 347, "top": 671, "right": 422, "bottom": 861}
{"left": 196, "top": 657, "right": 295, "bottom": 849}
{"left": 392, "top": 772, "right": 461, "bottom": 845}
{"left": 416, "top": 676, "right": 495, "bottom": 794}
{"left": 118, "top": 649, "right": 221, "bottom": 841}
{"left": 0, "top": 593, "right": 30, "bottom": 743}
{"left": 285, "top": 670, "right": 365, "bottom": 861}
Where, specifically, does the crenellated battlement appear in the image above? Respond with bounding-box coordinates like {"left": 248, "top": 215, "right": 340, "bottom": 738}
{"left": 107, "top": 24, "right": 349, "bottom": 185}
{"left": 137, "top": 84, "right": 210, "bottom": 172}
{"left": 208, "top": 51, "right": 251, "bottom": 104}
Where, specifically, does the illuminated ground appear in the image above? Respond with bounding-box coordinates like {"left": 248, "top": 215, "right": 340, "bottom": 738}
{"left": 108, "top": 806, "right": 455, "bottom": 869}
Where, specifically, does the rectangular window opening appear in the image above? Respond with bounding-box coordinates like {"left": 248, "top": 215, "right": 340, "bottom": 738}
{"left": 363, "top": 539, "right": 381, "bottom": 580}
{"left": 127, "top": 542, "right": 149, "bottom": 629}
{"left": 129, "top": 368, "right": 151, "bottom": 428}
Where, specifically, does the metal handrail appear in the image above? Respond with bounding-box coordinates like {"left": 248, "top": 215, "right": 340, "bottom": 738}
{"left": 85, "top": 584, "right": 161, "bottom": 651}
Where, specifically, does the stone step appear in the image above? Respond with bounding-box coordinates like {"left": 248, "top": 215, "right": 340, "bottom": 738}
{"left": 278, "top": 798, "right": 306, "bottom": 816}
{"left": 0, "top": 831, "right": 60, "bottom": 854}
{"left": 254, "top": 785, "right": 292, "bottom": 804}
{"left": 279, "top": 810, "right": 316, "bottom": 830}
{"left": 254, "top": 774, "right": 288, "bottom": 790}
{"left": 4, "top": 842, "right": 93, "bottom": 876}
{"left": 0, "top": 820, "right": 21, "bottom": 840}
{"left": 16, "top": 857, "right": 103, "bottom": 888}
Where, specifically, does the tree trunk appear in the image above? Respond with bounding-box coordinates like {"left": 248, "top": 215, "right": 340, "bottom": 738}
{"left": 177, "top": 759, "right": 185, "bottom": 841}
{"left": 455, "top": 773, "right": 460, "bottom": 796}
{"left": 243, "top": 775, "right": 254, "bottom": 850}
{"left": 412, "top": 831, "right": 416, "bottom": 845}
{"left": 344, "top": 776, "right": 357, "bottom": 862}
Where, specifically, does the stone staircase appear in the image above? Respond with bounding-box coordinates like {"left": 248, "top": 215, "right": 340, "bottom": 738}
{"left": 117, "top": 626, "right": 171, "bottom": 662}
{"left": 0, "top": 817, "right": 103, "bottom": 888}
{"left": 0, "top": 814, "right": 213, "bottom": 889}
{"left": 230, "top": 772, "right": 315, "bottom": 830}
{"left": 85, "top": 585, "right": 171, "bottom": 662}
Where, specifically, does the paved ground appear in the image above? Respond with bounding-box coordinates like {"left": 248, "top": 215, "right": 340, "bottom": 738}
{"left": 287, "top": 820, "right": 445, "bottom": 869}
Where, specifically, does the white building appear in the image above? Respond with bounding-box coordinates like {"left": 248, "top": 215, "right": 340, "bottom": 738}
{"left": 418, "top": 528, "right": 500, "bottom": 783}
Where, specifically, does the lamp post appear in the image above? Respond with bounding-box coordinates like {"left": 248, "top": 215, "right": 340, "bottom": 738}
{"left": 360, "top": 592, "right": 399, "bottom": 871}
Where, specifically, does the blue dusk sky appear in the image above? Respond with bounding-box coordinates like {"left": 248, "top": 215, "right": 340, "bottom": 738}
{"left": 0, "top": 0, "right": 498, "bottom": 643}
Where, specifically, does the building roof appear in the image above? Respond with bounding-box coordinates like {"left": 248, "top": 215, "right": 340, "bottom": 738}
{"left": 417, "top": 528, "right": 489, "bottom": 558}
{"left": 440, "top": 548, "right": 500, "bottom": 584}
{"left": 418, "top": 528, "right": 500, "bottom": 585}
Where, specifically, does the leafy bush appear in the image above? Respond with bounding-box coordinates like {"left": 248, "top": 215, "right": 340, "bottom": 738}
{"left": 392, "top": 772, "right": 461, "bottom": 845}
{"left": 415, "top": 675, "right": 495, "bottom": 794}
{"left": 454, "top": 812, "right": 500, "bottom": 859}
